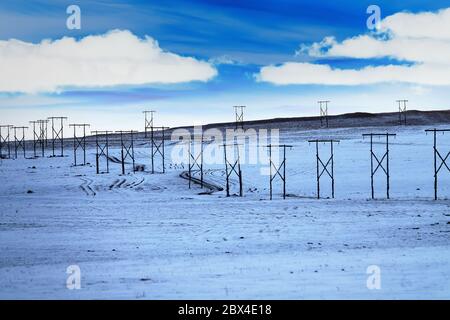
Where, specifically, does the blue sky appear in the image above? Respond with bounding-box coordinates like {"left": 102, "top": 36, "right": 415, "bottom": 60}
{"left": 1, "top": 0, "right": 450, "bottom": 131}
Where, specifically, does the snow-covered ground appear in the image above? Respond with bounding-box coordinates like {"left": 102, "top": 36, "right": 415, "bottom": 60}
{"left": 0, "top": 124, "right": 449, "bottom": 299}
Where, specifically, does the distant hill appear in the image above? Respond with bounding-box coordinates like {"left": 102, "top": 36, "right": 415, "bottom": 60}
{"left": 53, "top": 109, "right": 450, "bottom": 148}
{"left": 195, "top": 109, "right": 450, "bottom": 131}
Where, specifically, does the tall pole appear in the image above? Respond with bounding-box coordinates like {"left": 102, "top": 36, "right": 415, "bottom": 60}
{"left": 120, "top": 131, "right": 125, "bottom": 175}
{"left": 315, "top": 141, "right": 319, "bottom": 199}
{"left": 265, "top": 144, "right": 292, "bottom": 200}
{"left": 149, "top": 126, "right": 167, "bottom": 174}
{"left": 14, "top": 127, "right": 17, "bottom": 159}
{"left": 12, "top": 126, "right": 28, "bottom": 159}
{"left": 22, "top": 127, "right": 26, "bottom": 158}
{"left": 83, "top": 125, "right": 86, "bottom": 165}
{"left": 60, "top": 118, "right": 65, "bottom": 156}
{"left": 48, "top": 117, "right": 67, "bottom": 157}
{"left": 433, "top": 130, "right": 437, "bottom": 200}
{"left": 234, "top": 106, "right": 246, "bottom": 129}
{"left": 188, "top": 142, "right": 191, "bottom": 189}
{"left": 397, "top": 100, "right": 408, "bottom": 125}
{"left": 224, "top": 143, "right": 230, "bottom": 197}
{"left": 106, "top": 132, "right": 109, "bottom": 173}
{"left": 92, "top": 131, "right": 110, "bottom": 174}
{"left": 424, "top": 128, "right": 450, "bottom": 200}
{"left": 386, "top": 134, "right": 390, "bottom": 199}
{"left": 131, "top": 130, "right": 135, "bottom": 173}
{"left": 0, "top": 125, "right": 13, "bottom": 159}
{"left": 363, "top": 133, "right": 396, "bottom": 199}
{"left": 162, "top": 128, "right": 165, "bottom": 174}
{"left": 238, "top": 145, "right": 243, "bottom": 197}
{"left": 30, "top": 121, "right": 37, "bottom": 158}
{"left": 370, "top": 134, "right": 374, "bottom": 199}
{"left": 331, "top": 140, "right": 335, "bottom": 198}
{"left": 269, "top": 144, "right": 272, "bottom": 200}
{"left": 309, "top": 139, "right": 339, "bottom": 199}
{"left": 70, "top": 124, "right": 90, "bottom": 166}
{"left": 51, "top": 118, "right": 55, "bottom": 156}
{"left": 72, "top": 125, "right": 77, "bottom": 165}
{"left": 95, "top": 134, "right": 99, "bottom": 174}
{"left": 200, "top": 133, "right": 204, "bottom": 186}
{"left": 143, "top": 110, "right": 155, "bottom": 138}
{"left": 318, "top": 100, "right": 330, "bottom": 127}
{"left": 151, "top": 126, "right": 154, "bottom": 173}
{"left": 38, "top": 120, "right": 48, "bottom": 157}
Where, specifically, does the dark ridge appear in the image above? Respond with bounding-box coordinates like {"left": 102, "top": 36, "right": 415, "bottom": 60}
{"left": 194, "top": 109, "right": 450, "bottom": 130}
{"left": 17, "top": 109, "right": 450, "bottom": 149}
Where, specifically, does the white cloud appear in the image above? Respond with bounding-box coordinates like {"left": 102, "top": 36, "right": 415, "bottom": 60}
{"left": 257, "top": 7, "right": 450, "bottom": 86}
{"left": 0, "top": 29, "right": 217, "bottom": 93}
{"left": 208, "top": 55, "right": 241, "bottom": 65}
{"left": 381, "top": 8, "right": 450, "bottom": 40}
{"left": 256, "top": 62, "right": 450, "bottom": 86}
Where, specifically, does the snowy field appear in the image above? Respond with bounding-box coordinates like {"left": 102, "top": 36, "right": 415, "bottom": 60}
{"left": 0, "top": 123, "right": 449, "bottom": 299}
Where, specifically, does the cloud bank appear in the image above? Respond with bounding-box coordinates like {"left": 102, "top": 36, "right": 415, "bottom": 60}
{"left": 256, "top": 8, "right": 450, "bottom": 86}
{"left": 0, "top": 30, "right": 217, "bottom": 93}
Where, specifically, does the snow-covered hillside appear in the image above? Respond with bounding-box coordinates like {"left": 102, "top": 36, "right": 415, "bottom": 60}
{"left": 0, "top": 124, "right": 449, "bottom": 299}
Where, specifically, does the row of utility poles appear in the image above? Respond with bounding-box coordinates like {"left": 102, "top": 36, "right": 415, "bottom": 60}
{"left": 0, "top": 116, "right": 69, "bottom": 160}
{"left": 0, "top": 99, "right": 410, "bottom": 161}
{"left": 233, "top": 100, "right": 409, "bottom": 130}
{"left": 183, "top": 130, "right": 449, "bottom": 201}
{"left": 0, "top": 113, "right": 167, "bottom": 177}
{"left": 0, "top": 101, "right": 447, "bottom": 200}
